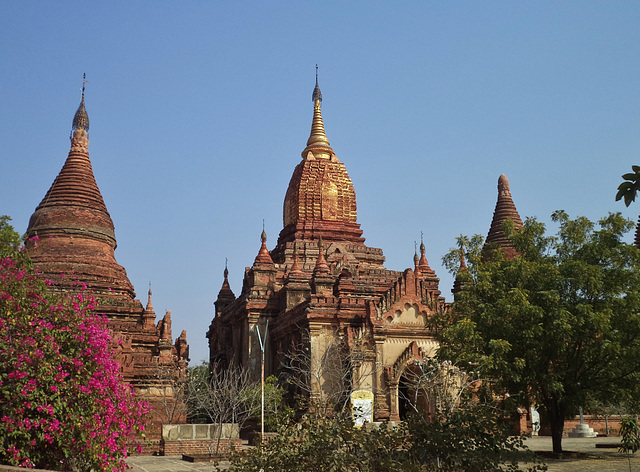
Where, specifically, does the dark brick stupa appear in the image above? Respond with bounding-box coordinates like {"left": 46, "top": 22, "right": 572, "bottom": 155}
{"left": 484, "top": 174, "right": 524, "bottom": 259}
{"left": 25, "top": 80, "right": 189, "bottom": 442}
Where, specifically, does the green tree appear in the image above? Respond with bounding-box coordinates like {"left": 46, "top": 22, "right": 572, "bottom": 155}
{"left": 439, "top": 211, "right": 640, "bottom": 454}
{"left": 0, "top": 216, "right": 24, "bottom": 262}
{"left": 186, "top": 361, "right": 212, "bottom": 424}
{"left": 616, "top": 165, "right": 640, "bottom": 207}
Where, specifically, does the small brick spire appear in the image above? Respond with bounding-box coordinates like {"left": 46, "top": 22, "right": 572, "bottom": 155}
{"left": 253, "top": 227, "right": 274, "bottom": 266}
{"left": 417, "top": 233, "right": 436, "bottom": 278}
{"left": 289, "top": 245, "right": 304, "bottom": 277}
{"left": 145, "top": 286, "right": 154, "bottom": 312}
{"left": 313, "top": 238, "right": 330, "bottom": 275}
{"left": 217, "top": 260, "right": 235, "bottom": 300}
{"left": 142, "top": 285, "right": 156, "bottom": 329}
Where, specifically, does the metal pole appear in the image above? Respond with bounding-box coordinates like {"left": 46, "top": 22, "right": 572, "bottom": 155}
{"left": 256, "top": 320, "right": 269, "bottom": 441}
{"left": 261, "top": 343, "right": 265, "bottom": 439}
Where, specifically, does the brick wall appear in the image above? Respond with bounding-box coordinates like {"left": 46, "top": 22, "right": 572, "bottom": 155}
{"left": 160, "top": 423, "right": 242, "bottom": 456}
{"left": 162, "top": 438, "right": 242, "bottom": 456}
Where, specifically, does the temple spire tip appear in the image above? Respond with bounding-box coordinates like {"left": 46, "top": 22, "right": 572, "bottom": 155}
{"left": 71, "top": 73, "right": 90, "bottom": 140}
{"left": 303, "top": 66, "right": 333, "bottom": 158}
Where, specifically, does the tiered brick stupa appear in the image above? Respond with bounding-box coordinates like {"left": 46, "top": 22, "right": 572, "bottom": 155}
{"left": 484, "top": 174, "right": 524, "bottom": 259}
{"left": 25, "top": 81, "right": 189, "bottom": 438}
{"left": 208, "top": 72, "right": 446, "bottom": 421}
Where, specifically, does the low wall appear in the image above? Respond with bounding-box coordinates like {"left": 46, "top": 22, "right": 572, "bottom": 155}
{"left": 0, "top": 466, "right": 52, "bottom": 472}
{"left": 537, "top": 415, "right": 624, "bottom": 437}
{"left": 161, "top": 423, "right": 242, "bottom": 456}
{"left": 563, "top": 416, "right": 623, "bottom": 437}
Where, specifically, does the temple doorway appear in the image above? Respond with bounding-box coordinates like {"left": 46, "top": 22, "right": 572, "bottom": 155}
{"left": 398, "top": 364, "right": 432, "bottom": 420}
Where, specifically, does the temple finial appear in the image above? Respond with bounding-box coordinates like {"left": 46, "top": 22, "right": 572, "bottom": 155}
{"left": 71, "top": 73, "right": 90, "bottom": 139}
{"left": 312, "top": 64, "right": 322, "bottom": 103}
{"left": 303, "top": 66, "right": 333, "bottom": 158}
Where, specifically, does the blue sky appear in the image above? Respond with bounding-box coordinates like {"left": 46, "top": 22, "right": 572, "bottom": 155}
{"left": 2, "top": 2, "right": 640, "bottom": 364}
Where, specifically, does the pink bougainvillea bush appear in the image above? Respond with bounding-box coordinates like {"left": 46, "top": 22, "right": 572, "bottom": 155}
{"left": 0, "top": 249, "right": 149, "bottom": 471}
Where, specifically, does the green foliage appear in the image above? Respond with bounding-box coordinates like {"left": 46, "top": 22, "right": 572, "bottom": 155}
{"left": 440, "top": 211, "right": 640, "bottom": 453}
{"left": 0, "top": 216, "right": 21, "bottom": 249}
{"left": 0, "top": 216, "right": 28, "bottom": 268}
{"left": 230, "top": 413, "right": 416, "bottom": 472}
{"left": 616, "top": 165, "right": 640, "bottom": 207}
{"left": 186, "top": 362, "right": 212, "bottom": 423}
{"left": 619, "top": 417, "right": 640, "bottom": 454}
{"left": 0, "top": 242, "right": 149, "bottom": 470}
{"left": 244, "top": 375, "right": 294, "bottom": 432}
{"left": 229, "top": 406, "right": 546, "bottom": 472}
{"left": 442, "top": 234, "right": 484, "bottom": 279}
{"left": 407, "top": 404, "right": 544, "bottom": 472}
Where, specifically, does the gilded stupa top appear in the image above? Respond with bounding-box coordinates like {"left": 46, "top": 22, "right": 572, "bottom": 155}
{"left": 301, "top": 65, "right": 335, "bottom": 159}
{"left": 282, "top": 70, "right": 358, "bottom": 231}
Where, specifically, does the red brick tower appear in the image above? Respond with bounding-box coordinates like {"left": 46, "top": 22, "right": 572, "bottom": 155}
{"left": 25, "top": 80, "right": 189, "bottom": 441}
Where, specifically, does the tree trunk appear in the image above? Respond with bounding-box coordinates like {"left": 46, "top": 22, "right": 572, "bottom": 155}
{"left": 548, "top": 404, "right": 566, "bottom": 454}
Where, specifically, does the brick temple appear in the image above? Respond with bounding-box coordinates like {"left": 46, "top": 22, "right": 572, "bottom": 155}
{"left": 24, "top": 83, "right": 189, "bottom": 440}
{"left": 207, "top": 76, "right": 526, "bottom": 421}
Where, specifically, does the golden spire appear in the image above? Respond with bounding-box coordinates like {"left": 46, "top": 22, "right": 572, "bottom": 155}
{"left": 71, "top": 73, "right": 90, "bottom": 138}
{"left": 301, "top": 65, "right": 334, "bottom": 159}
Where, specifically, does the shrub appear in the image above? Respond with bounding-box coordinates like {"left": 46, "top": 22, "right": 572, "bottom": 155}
{"left": 0, "top": 249, "right": 149, "bottom": 471}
